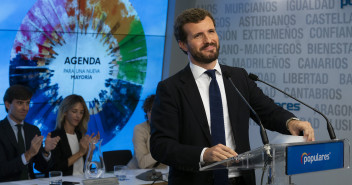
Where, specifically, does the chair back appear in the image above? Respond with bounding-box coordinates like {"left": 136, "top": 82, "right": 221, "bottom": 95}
{"left": 103, "top": 150, "right": 133, "bottom": 172}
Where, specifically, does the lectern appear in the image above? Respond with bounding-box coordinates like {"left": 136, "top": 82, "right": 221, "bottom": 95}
{"left": 200, "top": 139, "right": 350, "bottom": 185}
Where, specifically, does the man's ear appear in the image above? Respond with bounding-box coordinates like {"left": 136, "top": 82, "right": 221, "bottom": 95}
{"left": 5, "top": 101, "right": 10, "bottom": 111}
{"left": 178, "top": 40, "right": 188, "bottom": 53}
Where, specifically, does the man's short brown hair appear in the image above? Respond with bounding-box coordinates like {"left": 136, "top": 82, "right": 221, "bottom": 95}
{"left": 174, "top": 8, "right": 216, "bottom": 43}
{"left": 3, "top": 84, "right": 33, "bottom": 112}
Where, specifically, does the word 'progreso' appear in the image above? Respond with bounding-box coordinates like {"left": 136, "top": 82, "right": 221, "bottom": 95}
{"left": 65, "top": 57, "right": 101, "bottom": 65}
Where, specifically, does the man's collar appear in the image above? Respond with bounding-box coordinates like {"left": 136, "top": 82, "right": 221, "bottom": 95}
{"left": 7, "top": 115, "right": 24, "bottom": 127}
{"left": 189, "top": 60, "right": 222, "bottom": 79}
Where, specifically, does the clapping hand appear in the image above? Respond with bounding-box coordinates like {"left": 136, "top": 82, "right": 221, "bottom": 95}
{"left": 44, "top": 132, "right": 61, "bottom": 153}
{"left": 91, "top": 132, "right": 100, "bottom": 143}
{"left": 25, "top": 135, "right": 44, "bottom": 161}
{"left": 79, "top": 134, "right": 91, "bottom": 155}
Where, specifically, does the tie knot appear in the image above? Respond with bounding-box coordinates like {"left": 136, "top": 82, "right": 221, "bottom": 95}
{"left": 205, "top": 69, "right": 216, "bottom": 79}
{"left": 16, "top": 124, "right": 23, "bottom": 130}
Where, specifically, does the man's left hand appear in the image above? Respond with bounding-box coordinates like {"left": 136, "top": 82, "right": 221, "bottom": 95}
{"left": 287, "top": 120, "right": 315, "bottom": 141}
{"left": 44, "top": 132, "right": 61, "bottom": 153}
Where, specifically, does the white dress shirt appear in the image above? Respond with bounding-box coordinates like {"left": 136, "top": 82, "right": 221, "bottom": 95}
{"left": 66, "top": 133, "right": 84, "bottom": 175}
{"left": 189, "top": 61, "right": 240, "bottom": 177}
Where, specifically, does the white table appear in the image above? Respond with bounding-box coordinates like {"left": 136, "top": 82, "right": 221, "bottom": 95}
{"left": 0, "top": 169, "right": 168, "bottom": 185}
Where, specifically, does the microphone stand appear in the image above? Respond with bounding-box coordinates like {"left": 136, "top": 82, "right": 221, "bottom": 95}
{"left": 226, "top": 75, "right": 272, "bottom": 158}
{"left": 226, "top": 74, "right": 273, "bottom": 185}
{"left": 248, "top": 73, "right": 336, "bottom": 140}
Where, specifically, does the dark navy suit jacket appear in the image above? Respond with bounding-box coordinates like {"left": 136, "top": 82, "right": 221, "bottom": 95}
{"left": 150, "top": 65, "right": 294, "bottom": 185}
{"left": 0, "top": 117, "right": 52, "bottom": 182}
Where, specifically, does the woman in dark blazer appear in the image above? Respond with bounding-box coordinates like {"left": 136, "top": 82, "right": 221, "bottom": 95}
{"left": 50, "top": 94, "right": 99, "bottom": 176}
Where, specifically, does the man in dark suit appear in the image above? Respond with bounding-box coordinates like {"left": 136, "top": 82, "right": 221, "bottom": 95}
{"left": 150, "top": 8, "right": 315, "bottom": 185}
{"left": 0, "top": 85, "right": 60, "bottom": 182}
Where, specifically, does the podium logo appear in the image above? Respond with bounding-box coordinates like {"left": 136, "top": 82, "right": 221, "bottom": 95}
{"left": 341, "top": 0, "right": 352, "bottom": 8}
{"left": 301, "top": 152, "right": 331, "bottom": 165}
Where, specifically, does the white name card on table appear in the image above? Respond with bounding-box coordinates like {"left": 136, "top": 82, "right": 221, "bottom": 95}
{"left": 82, "top": 177, "right": 119, "bottom": 185}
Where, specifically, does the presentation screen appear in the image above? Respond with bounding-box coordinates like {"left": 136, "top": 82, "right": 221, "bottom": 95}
{"left": 0, "top": 0, "right": 168, "bottom": 152}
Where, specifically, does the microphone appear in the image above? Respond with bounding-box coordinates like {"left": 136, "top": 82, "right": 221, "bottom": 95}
{"left": 248, "top": 73, "right": 336, "bottom": 140}
{"left": 224, "top": 72, "right": 269, "bottom": 146}
{"left": 135, "top": 169, "right": 162, "bottom": 181}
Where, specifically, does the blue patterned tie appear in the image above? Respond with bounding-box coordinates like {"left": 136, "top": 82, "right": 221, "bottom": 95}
{"left": 205, "top": 69, "right": 228, "bottom": 185}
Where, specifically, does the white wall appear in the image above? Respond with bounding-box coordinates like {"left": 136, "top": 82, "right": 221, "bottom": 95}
{"left": 163, "top": 0, "right": 196, "bottom": 79}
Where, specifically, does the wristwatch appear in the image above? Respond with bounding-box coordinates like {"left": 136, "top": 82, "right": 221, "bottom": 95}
{"left": 286, "top": 117, "right": 300, "bottom": 131}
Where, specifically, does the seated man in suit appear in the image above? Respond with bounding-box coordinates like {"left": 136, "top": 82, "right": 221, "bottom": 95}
{"left": 0, "top": 85, "right": 61, "bottom": 182}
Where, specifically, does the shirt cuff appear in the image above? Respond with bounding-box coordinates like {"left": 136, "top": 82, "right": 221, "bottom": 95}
{"left": 21, "top": 153, "right": 29, "bottom": 165}
{"left": 42, "top": 151, "right": 51, "bottom": 161}
{"left": 200, "top": 147, "right": 208, "bottom": 163}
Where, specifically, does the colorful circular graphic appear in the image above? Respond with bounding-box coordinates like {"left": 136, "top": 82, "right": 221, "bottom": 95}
{"left": 10, "top": 0, "right": 147, "bottom": 144}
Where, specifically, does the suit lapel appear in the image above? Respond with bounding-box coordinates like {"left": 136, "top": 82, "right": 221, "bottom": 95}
{"left": 60, "top": 129, "right": 73, "bottom": 156}
{"left": 23, "top": 123, "right": 34, "bottom": 152}
{"left": 2, "top": 118, "right": 21, "bottom": 153}
{"left": 179, "top": 66, "right": 212, "bottom": 145}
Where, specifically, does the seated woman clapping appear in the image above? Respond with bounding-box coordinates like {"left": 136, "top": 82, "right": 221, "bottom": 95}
{"left": 50, "top": 94, "right": 99, "bottom": 176}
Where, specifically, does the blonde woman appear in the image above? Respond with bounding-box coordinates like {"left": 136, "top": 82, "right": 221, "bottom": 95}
{"left": 50, "top": 94, "right": 99, "bottom": 176}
